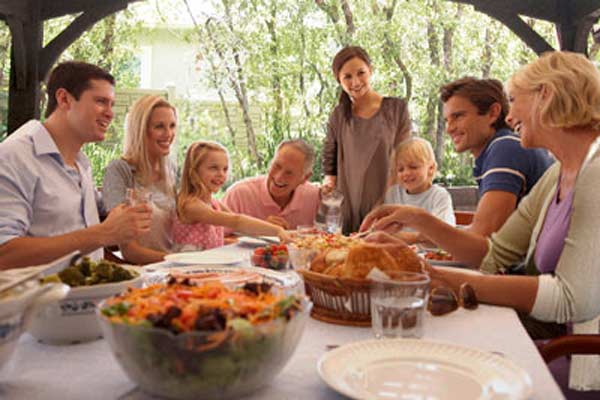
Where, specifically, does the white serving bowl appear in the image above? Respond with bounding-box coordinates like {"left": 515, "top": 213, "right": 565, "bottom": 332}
{"left": 27, "top": 267, "right": 143, "bottom": 344}
{"left": 0, "top": 278, "right": 69, "bottom": 370}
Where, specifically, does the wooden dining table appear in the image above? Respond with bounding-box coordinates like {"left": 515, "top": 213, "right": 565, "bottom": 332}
{"left": 0, "top": 243, "right": 565, "bottom": 399}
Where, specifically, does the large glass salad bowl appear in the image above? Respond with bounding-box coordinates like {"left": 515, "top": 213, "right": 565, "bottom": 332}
{"left": 97, "top": 281, "right": 311, "bottom": 400}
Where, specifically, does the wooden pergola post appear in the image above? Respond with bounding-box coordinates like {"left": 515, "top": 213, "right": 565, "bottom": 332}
{"left": 0, "top": 0, "right": 140, "bottom": 134}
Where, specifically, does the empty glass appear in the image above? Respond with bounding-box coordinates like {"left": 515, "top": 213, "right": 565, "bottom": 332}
{"left": 370, "top": 271, "right": 430, "bottom": 339}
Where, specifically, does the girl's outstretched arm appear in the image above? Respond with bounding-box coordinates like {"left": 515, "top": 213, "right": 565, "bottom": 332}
{"left": 181, "top": 199, "right": 289, "bottom": 240}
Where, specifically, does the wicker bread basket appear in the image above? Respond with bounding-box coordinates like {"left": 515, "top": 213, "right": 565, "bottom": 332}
{"left": 299, "top": 269, "right": 372, "bottom": 326}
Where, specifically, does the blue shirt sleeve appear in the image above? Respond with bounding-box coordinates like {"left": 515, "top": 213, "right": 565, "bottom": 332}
{"left": 478, "top": 139, "right": 529, "bottom": 197}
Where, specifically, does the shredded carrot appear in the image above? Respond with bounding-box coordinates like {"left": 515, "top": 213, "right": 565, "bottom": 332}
{"left": 104, "top": 281, "right": 295, "bottom": 333}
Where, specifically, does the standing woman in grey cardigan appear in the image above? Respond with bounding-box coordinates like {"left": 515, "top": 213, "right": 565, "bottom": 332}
{"left": 102, "top": 95, "right": 177, "bottom": 264}
{"left": 322, "top": 46, "right": 411, "bottom": 234}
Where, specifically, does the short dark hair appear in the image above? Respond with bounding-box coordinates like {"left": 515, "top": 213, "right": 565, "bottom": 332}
{"left": 45, "top": 61, "right": 115, "bottom": 118}
{"left": 440, "top": 77, "right": 509, "bottom": 131}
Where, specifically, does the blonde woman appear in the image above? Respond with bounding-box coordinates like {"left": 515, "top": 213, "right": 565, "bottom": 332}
{"left": 102, "top": 95, "right": 177, "bottom": 264}
{"left": 362, "top": 51, "right": 600, "bottom": 390}
{"left": 172, "top": 141, "right": 290, "bottom": 251}
{"left": 363, "top": 51, "right": 600, "bottom": 340}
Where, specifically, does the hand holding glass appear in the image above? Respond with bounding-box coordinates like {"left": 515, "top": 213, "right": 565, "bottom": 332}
{"left": 125, "top": 188, "right": 152, "bottom": 206}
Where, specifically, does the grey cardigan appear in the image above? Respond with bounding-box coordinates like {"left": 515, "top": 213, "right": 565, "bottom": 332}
{"left": 481, "top": 137, "right": 600, "bottom": 325}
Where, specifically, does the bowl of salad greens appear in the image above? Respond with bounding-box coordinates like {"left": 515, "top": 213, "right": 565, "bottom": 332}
{"left": 27, "top": 257, "right": 142, "bottom": 344}
{"left": 97, "top": 279, "right": 311, "bottom": 400}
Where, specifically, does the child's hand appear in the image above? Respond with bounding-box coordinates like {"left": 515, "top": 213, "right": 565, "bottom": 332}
{"left": 277, "top": 229, "right": 294, "bottom": 244}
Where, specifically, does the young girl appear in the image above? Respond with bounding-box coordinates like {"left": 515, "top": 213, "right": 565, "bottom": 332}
{"left": 172, "top": 141, "right": 290, "bottom": 251}
{"left": 384, "top": 137, "right": 455, "bottom": 242}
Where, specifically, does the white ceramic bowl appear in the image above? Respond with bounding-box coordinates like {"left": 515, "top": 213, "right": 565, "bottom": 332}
{"left": 0, "top": 278, "right": 68, "bottom": 369}
{"left": 27, "top": 267, "right": 143, "bottom": 344}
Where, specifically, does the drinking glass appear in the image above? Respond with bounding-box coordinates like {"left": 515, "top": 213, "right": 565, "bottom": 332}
{"left": 317, "top": 189, "right": 343, "bottom": 234}
{"left": 125, "top": 188, "right": 152, "bottom": 206}
{"left": 370, "top": 271, "right": 430, "bottom": 339}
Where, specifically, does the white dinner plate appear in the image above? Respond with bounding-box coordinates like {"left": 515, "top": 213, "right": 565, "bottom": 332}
{"left": 435, "top": 265, "right": 483, "bottom": 276}
{"left": 163, "top": 252, "right": 243, "bottom": 265}
{"left": 237, "top": 236, "right": 270, "bottom": 246}
{"left": 426, "top": 258, "right": 470, "bottom": 268}
{"left": 318, "top": 338, "right": 532, "bottom": 400}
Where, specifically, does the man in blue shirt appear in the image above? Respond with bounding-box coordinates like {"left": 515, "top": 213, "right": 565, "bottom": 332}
{"left": 441, "top": 77, "right": 554, "bottom": 236}
{"left": 0, "top": 62, "right": 152, "bottom": 269}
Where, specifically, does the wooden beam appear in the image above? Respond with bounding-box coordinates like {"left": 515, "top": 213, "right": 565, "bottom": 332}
{"left": 7, "top": 0, "right": 42, "bottom": 133}
{"left": 480, "top": 10, "right": 555, "bottom": 55}
{"left": 450, "top": 0, "right": 562, "bottom": 23}
{"left": 38, "top": 2, "right": 129, "bottom": 81}
{"left": 450, "top": 0, "right": 600, "bottom": 25}
{"left": 40, "top": 0, "right": 140, "bottom": 20}
{"left": 0, "top": 0, "right": 29, "bottom": 20}
{"left": 5, "top": 15, "right": 25, "bottom": 89}
{"left": 572, "top": 8, "right": 600, "bottom": 53}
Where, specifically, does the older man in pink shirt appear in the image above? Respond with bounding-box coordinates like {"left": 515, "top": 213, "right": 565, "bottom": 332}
{"left": 223, "top": 139, "right": 320, "bottom": 230}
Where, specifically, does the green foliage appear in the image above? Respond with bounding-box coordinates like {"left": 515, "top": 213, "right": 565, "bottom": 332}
{"left": 84, "top": 141, "right": 123, "bottom": 187}
{"left": 1, "top": 0, "right": 589, "bottom": 189}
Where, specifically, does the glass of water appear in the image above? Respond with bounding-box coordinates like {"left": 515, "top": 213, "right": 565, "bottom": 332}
{"left": 319, "top": 189, "right": 343, "bottom": 234}
{"left": 125, "top": 188, "right": 152, "bottom": 206}
{"left": 370, "top": 271, "right": 430, "bottom": 339}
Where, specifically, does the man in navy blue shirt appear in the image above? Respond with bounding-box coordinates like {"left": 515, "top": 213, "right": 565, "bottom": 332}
{"left": 441, "top": 77, "right": 554, "bottom": 236}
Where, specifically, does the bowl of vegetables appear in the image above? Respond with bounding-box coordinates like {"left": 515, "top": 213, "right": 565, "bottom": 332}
{"left": 250, "top": 244, "right": 289, "bottom": 270}
{"left": 98, "top": 279, "right": 311, "bottom": 400}
{"left": 27, "top": 257, "right": 142, "bottom": 344}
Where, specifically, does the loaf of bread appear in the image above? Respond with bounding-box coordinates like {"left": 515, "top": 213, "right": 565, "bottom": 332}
{"left": 309, "top": 242, "right": 423, "bottom": 279}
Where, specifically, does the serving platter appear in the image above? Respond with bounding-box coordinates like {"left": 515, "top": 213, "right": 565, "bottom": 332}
{"left": 146, "top": 265, "right": 304, "bottom": 295}
{"left": 318, "top": 338, "right": 532, "bottom": 400}
{"left": 164, "top": 251, "right": 243, "bottom": 265}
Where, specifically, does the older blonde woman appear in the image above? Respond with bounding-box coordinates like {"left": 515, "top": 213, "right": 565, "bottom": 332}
{"left": 102, "top": 95, "right": 177, "bottom": 264}
{"left": 363, "top": 51, "right": 600, "bottom": 349}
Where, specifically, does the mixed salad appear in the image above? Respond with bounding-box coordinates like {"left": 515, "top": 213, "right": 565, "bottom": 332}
{"left": 99, "top": 279, "right": 306, "bottom": 398}
{"left": 102, "top": 279, "right": 301, "bottom": 334}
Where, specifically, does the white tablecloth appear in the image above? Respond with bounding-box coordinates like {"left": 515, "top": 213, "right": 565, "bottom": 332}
{"left": 0, "top": 244, "right": 564, "bottom": 399}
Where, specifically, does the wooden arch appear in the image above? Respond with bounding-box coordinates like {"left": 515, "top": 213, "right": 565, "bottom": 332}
{"left": 449, "top": 0, "right": 600, "bottom": 55}
{"left": 0, "top": 0, "right": 141, "bottom": 133}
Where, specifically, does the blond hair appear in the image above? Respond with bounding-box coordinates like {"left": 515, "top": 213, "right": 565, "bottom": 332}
{"left": 122, "top": 95, "right": 177, "bottom": 195}
{"left": 393, "top": 136, "right": 437, "bottom": 181}
{"left": 177, "top": 141, "right": 229, "bottom": 219}
{"left": 508, "top": 51, "right": 600, "bottom": 131}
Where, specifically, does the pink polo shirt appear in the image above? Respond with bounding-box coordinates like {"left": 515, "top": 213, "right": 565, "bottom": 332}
{"left": 223, "top": 175, "right": 320, "bottom": 230}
